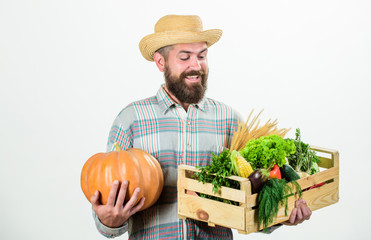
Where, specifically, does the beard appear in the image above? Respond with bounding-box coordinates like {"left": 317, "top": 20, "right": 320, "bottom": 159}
{"left": 164, "top": 65, "right": 208, "bottom": 104}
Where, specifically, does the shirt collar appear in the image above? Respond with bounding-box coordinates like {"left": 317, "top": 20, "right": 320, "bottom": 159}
{"left": 156, "top": 85, "right": 175, "bottom": 114}
{"left": 196, "top": 96, "right": 208, "bottom": 112}
{"left": 156, "top": 85, "right": 209, "bottom": 114}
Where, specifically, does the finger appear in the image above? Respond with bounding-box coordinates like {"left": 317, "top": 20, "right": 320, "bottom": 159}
{"left": 288, "top": 207, "right": 297, "bottom": 224}
{"left": 303, "top": 199, "right": 312, "bottom": 215}
{"left": 91, "top": 190, "right": 100, "bottom": 210}
{"left": 296, "top": 203, "right": 304, "bottom": 223}
{"left": 295, "top": 198, "right": 302, "bottom": 208}
{"left": 300, "top": 200, "right": 312, "bottom": 220}
{"left": 115, "top": 180, "right": 128, "bottom": 208}
{"left": 129, "top": 197, "right": 145, "bottom": 216}
{"left": 107, "top": 180, "right": 120, "bottom": 206}
{"left": 123, "top": 188, "right": 141, "bottom": 211}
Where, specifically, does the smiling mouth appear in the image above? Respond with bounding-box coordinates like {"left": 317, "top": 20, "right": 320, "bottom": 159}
{"left": 185, "top": 75, "right": 201, "bottom": 82}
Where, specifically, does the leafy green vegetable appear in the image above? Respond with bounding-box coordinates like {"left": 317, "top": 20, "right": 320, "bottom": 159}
{"left": 258, "top": 178, "right": 302, "bottom": 231}
{"left": 310, "top": 162, "right": 320, "bottom": 175}
{"left": 239, "top": 135, "right": 296, "bottom": 170}
{"left": 287, "top": 129, "right": 321, "bottom": 174}
{"left": 195, "top": 149, "right": 240, "bottom": 194}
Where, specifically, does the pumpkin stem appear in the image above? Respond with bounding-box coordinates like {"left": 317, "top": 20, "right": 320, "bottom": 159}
{"left": 113, "top": 142, "right": 122, "bottom": 152}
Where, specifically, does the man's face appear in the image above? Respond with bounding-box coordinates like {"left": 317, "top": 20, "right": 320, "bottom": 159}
{"left": 164, "top": 42, "right": 209, "bottom": 104}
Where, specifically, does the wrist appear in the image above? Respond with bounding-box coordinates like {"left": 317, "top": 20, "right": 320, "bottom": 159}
{"left": 99, "top": 217, "right": 127, "bottom": 229}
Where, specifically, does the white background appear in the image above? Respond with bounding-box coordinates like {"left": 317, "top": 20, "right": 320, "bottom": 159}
{"left": 1, "top": 0, "right": 370, "bottom": 239}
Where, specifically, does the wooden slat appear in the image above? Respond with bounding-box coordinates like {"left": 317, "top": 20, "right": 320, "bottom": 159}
{"left": 295, "top": 166, "right": 338, "bottom": 189}
{"left": 238, "top": 180, "right": 251, "bottom": 234}
{"left": 333, "top": 149, "right": 339, "bottom": 167}
{"left": 310, "top": 145, "right": 338, "bottom": 155}
{"left": 178, "top": 193, "right": 245, "bottom": 231}
{"left": 179, "top": 177, "right": 247, "bottom": 203}
{"left": 178, "top": 165, "right": 249, "bottom": 182}
{"left": 179, "top": 164, "right": 199, "bottom": 172}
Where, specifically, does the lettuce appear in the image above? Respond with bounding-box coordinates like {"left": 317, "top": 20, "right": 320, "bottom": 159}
{"left": 239, "top": 135, "right": 296, "bottom": 170}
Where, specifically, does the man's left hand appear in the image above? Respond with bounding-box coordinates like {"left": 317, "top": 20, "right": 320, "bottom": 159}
{"left": 282, "top": 198, "right": 312, "bottom": 225}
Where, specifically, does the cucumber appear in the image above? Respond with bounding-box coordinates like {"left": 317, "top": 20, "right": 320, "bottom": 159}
{"left": 280, "top": 164, "right": 300, "bottom": 182}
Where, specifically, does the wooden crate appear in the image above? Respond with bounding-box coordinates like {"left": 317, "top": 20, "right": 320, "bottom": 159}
{"left": 177, "top": 146, "right": 339, "bottom": 234}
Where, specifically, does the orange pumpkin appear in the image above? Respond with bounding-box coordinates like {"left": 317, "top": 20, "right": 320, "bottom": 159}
{"left": 80, "top": 143, "right": 164, "bottom": 211}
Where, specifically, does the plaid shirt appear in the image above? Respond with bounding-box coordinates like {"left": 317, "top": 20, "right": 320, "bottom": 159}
{"left": 94, "top": 85, "right": 240, "bottom": 239}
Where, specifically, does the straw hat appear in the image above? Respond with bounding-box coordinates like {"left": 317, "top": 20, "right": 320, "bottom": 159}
{"left": 139, "top": 15, "right": 222, "bottom": 61}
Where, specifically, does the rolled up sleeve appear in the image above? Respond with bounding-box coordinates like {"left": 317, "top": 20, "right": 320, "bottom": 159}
{"left": 92, "top": 210, "right": 128, "bottom": 238}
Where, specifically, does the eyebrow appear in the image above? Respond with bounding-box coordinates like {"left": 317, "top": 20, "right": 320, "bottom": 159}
{"left": 178, "top": 48, "right": 208, "bottom": 55}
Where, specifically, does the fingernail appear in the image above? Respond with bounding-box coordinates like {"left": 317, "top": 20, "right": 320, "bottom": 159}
{"left": 123, "top": 180, "right": 128, "bottom": 185}
{"left": 94, "top": 190, "right": 98, "bottom": 196}
{"left": 302, "top": 199, "right": 306, "bottom": 204}
{"left": 113, "top": 180, "right": 119, "bottom": 185}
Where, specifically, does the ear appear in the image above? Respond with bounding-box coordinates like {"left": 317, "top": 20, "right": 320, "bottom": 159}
{"left": 153, "top": 52, "right": 166, "bottom": 72}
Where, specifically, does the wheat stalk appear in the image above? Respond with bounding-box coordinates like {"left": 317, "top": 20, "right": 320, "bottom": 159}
{"left": 229, "top": 109, "right": 290, "bottom": 151}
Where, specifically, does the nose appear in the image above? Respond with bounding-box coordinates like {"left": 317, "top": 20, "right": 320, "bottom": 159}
{"left": 189, "top": 56, "right": 201, "bottom": 71}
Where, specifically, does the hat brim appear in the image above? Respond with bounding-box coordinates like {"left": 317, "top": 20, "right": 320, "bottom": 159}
{"left": 139, "top": 29, "right": 222, "bottom": 61}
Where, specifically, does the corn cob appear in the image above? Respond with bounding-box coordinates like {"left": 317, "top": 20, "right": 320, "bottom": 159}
{"left": 231, "top": 150, "right": 254, "bottom": 178}
{"left": 236, "top": 156, "right": 254, "bottom": 177}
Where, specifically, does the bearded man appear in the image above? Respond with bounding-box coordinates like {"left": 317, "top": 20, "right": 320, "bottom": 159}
{"left": 90, "top": 15, "right": 311, "bottom": 239}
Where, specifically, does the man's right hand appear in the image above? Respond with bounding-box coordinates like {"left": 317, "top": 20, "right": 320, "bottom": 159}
{"left": 91, "top": 180, "right": 145, "bottom": 228}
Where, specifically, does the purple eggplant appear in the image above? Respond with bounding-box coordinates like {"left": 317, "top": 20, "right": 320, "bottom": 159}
{"left": 248, "top": 169, "right": 268, "bottom": 194}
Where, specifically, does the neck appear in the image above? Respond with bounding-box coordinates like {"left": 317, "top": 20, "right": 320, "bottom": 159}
{"left": 163, "top": 85, "right": 190, "bottom": 111}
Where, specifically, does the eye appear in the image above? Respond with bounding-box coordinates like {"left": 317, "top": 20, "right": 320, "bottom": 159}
{"left": 198, "top": 53, "right": 207, "bottom": 60}
{"left": 180, "top": 57, "right": 190, "bottom": 61}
